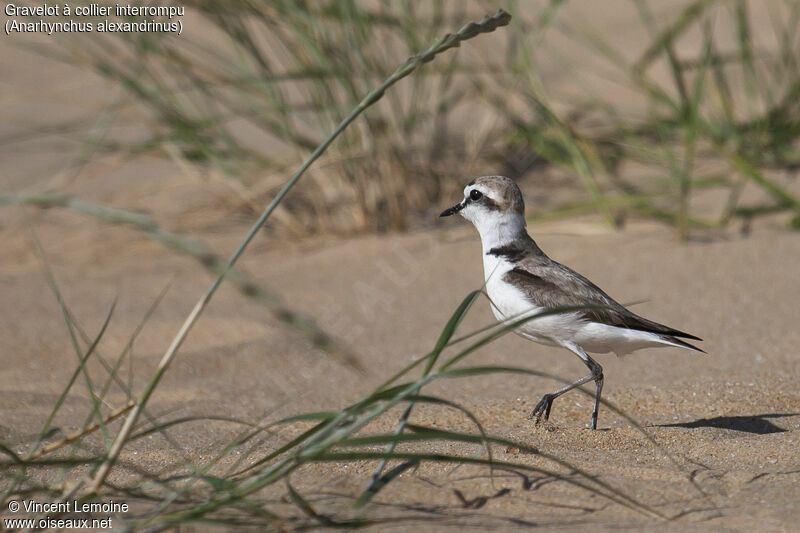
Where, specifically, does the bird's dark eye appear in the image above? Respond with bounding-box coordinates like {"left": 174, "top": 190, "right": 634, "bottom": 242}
{"left": 469, "top": 189, "right": 483, "bottom": 201}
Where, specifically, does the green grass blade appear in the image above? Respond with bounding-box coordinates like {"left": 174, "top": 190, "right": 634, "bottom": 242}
{"left": 425, "top": 289, "right": 481, "bottom": 374}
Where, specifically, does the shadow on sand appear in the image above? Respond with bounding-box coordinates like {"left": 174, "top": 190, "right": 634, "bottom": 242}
{"left": 657, "top": 413, "right": 799, "bottom": 434}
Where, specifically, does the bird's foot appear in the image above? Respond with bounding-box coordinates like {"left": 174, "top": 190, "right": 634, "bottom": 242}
{"left": 528, "top": 393, "right": 555, "bottom": 424}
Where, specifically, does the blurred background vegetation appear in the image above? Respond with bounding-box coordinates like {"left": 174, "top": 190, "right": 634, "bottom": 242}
{"left": 22, "top": 0, "right": 799, "bottom": 238}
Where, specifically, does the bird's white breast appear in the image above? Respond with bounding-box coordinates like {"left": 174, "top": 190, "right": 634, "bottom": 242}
{"left": 481, "top": 252, "right": 580, "bottom": 347}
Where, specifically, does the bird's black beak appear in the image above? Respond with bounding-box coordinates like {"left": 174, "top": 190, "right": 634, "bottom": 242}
{"left": 440, "top": 199, "right": 466, "bottom": 217}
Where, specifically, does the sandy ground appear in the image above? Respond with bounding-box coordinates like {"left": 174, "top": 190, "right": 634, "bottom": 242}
{"left": 1, "top": 208, "right": 798, "bottom": 530}
{"left": 2, "top": 2, "right": 800, "bottom": 531}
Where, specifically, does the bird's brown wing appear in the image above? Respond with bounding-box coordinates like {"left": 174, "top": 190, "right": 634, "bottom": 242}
{"left": 502, "top": 259, "right": 702, "bottom": 342}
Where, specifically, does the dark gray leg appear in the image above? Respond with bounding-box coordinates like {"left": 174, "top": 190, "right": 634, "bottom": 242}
{"left": 586, "top": 356, "right": 604, "bottom": 431}
{"left": 529, "top": 344, "right": 604, "bottom": 430}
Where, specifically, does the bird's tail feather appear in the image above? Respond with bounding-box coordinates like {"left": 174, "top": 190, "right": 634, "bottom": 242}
{"left": 660, "top": 335, "right": 706, "bottom": 353}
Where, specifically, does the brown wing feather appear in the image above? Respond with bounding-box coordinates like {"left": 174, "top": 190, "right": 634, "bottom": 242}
{"left": 492, "top": 239, "right": 702, "bottom": 342}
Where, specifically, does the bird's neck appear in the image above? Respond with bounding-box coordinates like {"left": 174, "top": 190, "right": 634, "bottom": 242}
{"left": 475, "top": 213, "right": 529, "bottom": 254}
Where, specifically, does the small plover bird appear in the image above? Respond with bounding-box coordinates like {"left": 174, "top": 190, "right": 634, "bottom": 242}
{"left": 440, "top": 176, "right": 703, "bottom": 429}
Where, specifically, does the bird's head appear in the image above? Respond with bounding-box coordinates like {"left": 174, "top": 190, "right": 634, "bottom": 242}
{"left": 440, "top": 175, "right": 527, "bottom": 244}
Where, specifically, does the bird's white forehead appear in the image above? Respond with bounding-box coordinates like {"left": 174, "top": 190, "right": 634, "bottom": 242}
{"left": 463, "top": 183, "right": 494, "bottom": 198}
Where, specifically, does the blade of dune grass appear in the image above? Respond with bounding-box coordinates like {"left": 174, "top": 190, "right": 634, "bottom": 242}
{"left": 85, "top": 282, "right": 172, "bottom": 422}
{"left": 38, "top": 279, "right": 221, "bottom": 500}
{"left": 354, "top": 460, "right": 418, "bottom": 508}
{"left": 677, "top": 26, "right": 713, "bottom": 240}
{"left": 16, "top": 254, "right": 208, "bottom": 512}
{"left": 27, "top": 403, "right": 135, "bottom": 461}
{"left": 345, "top": 426, "right": 665, "bottom": 518}
{"left": 49, "top": 281, "right": 173, "bottom": 462}
{"left": 125, "top": 408, "right": 287, "bottom": 522}
{"left": 84, "top": 8, "right": 512, "bottom": 496}
{"left": 634, "top": 0, "right": 715, "bottom": 73}
{"left": 363, "top": 289, "right": 482, "bottom": 496}
{"left": 721, "top": 148, "right": 800, "bottom": 212}
{"left": 229, "top": 416, "right": 336, "bottom": 478}
{"left": 426, "top": 290, "right": 482, "bottom": 374}
{"left": 2, "top": 230, "right": 118, "bottom": 505}
{"left": 27, "top": 230, "right": 115, "bottom": 456}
